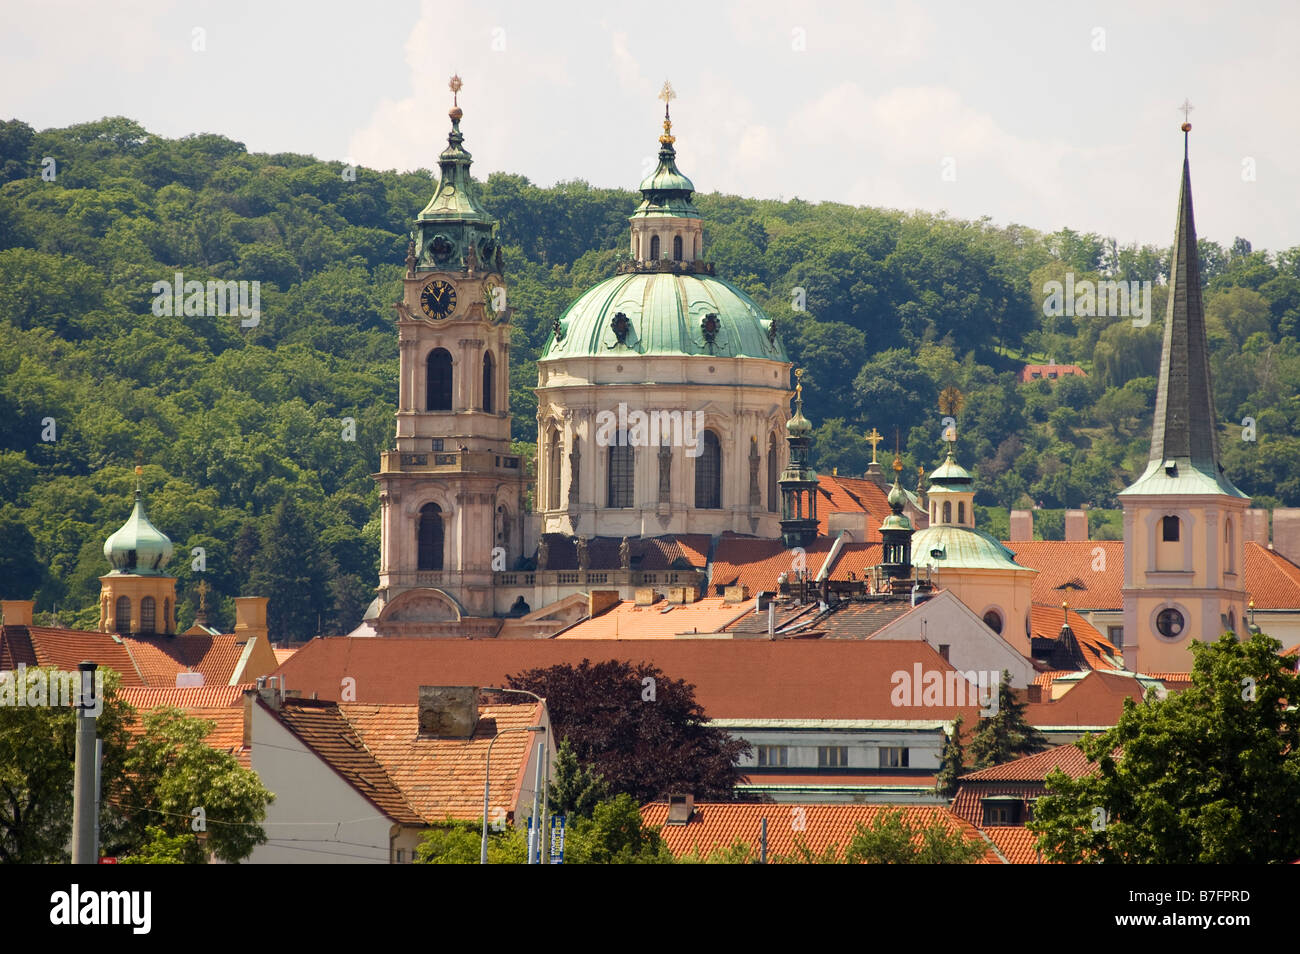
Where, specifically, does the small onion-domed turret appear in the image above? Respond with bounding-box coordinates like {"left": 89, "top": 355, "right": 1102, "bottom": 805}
{"left": 104, "top": 489, "right": 173, "bottom": 576}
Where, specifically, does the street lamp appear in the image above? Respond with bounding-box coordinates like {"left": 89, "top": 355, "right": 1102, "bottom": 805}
{"left": 482, "top": 687, "right": 554, "bottom": 864}
{"left": 481, "top": 724, "right": 545, "bottom": 864}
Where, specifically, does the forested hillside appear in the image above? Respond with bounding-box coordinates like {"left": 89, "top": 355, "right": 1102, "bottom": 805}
{"left": 3, "top": 116, "right": 1299, "bottom": 638}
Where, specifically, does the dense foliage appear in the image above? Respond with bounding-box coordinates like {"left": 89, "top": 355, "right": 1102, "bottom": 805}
{"left": 3, "top": 116, "right": 1298, "bottom": 636}
{"left": 1028, "top": 632, "right": 1300, "bottom": 863}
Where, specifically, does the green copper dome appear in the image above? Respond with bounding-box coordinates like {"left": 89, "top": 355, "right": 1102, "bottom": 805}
{"left": 911, "top": 525, "right": 1025, "bottom": 571}
{"left": 543, "top": 272, "right": 787, "bottom": 361}
{"left": 104, "top": 491, "right": 173, "bottom": 576}
{"left": 929, "top": 453, "right": 974, "bottom": 486}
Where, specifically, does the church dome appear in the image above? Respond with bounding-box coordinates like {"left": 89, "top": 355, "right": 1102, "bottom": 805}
{"left": 929, "top": 453, "right": 974, "bottom": 485}
{"left": 911, "top": 524, "right": 1023, "bottom": 571}
{"left": 543, "top": 271, "right": 786, "bottom": 361}
{"left": 104, "top": 490, "right": 173, "bottom": 576}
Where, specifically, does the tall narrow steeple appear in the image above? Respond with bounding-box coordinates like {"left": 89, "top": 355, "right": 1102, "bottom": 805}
{"left": 626, "top": 81, "right": 704, "bottom": 266}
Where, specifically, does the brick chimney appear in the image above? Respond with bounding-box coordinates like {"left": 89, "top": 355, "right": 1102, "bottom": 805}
{"left": 1, "top": 600, "right": 34, "bottom": 626}
{"left": 1064, "top": 509, "right": 1088, "bottom": 542}
{"left": 588, "top": 590, "right": 621, "bottom": 618}
{"left": 234, "top": 596, "right": 269, "bottom": 641}
{"left": 417, "top": 686, "right": 480, "bottom": 738}
{"left": 1009, "top": 510, "right": 1033, "bottom": 542}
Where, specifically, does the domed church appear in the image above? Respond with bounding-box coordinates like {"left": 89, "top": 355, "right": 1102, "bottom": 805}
{"left": 536, "top": 83, "right": 792, "bottom": 540}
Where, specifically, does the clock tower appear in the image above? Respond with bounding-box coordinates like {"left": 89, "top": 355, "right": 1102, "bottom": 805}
{"left": 373, "top": 77, "right": 527, "bottom": 630}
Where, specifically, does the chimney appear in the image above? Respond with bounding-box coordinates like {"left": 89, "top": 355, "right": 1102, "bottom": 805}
{"left": 724, "top": 584, "right": 750, "bottom": 603}
{"left": 665, "top": 793, "right": 695, "bottom": 825}
{"left": 588, "top": 590, "right": 621, "bottom": 618}
{"left": 1026, "top": 684, "right": 1042, "bottom": 703}
{"left": 417, "top": 686, "right": 480, "bottom": 739}
{"left": 234, "top": 596, "right": 269, "bottom": 641}
{"left": 1272, "top": 509, "right": 1300, "bottom": 563}
{"left": 1244, "top": 509, "right": 1269, "bottom": 546}
{"left": 1009, "top": 509, "right": 1033, "bottom": 542}
{"left": 634, "top": 587, "right": 658, "bottom": 607}
{"left": 666, "top": 586, "right": 697, "bottom": 605}
{"left": 1064, "top": 509, "right": 1088, "bottom": 542}
{"left": 255, "top": 674, "right": 285, "bottom": 710}
{"left": 1, "top": 600, "right": 35, "bottom": 626}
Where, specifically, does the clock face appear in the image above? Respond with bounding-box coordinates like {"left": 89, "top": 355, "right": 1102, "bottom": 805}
{"left": 420, "top": 280, "right": 457, "bottom": 320}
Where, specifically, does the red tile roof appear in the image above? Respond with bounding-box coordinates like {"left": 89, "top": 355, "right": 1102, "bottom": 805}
{"left": 555, "top": 597, "right": 753, "bottom": 639}
{"left": 982, "top": 826, "right": 1052, "bottom": 864}
{"left": 16, "top": 626, "right": 146, "bottom": 685}
{"left": 1026, "top": 669, "right": 1147, "bottom": 726}
{"left": 275, "top": 637, "right": 983, "bottom": 722}
{"left": 265, "top": 698, "right": 425, "bottom": 826}
{"left": 118, "top": 684, "right": 251, "bottom": 709}
{"left": 1030, "top": 603, "right": 1123, "bottom": 670}
{"left": 1244, "top": 544, "right": 1300, "bottom": 609}
{"left": 1009, "top": 542, "right": 1124, "bottom": 610}
{"left": 1020, "top": 363, "right": 1086, "bottom": 383}
{"left": 122, "top": 702, "right": 250, "bottom": 768}
{"left": 959, "top": 743, "right": 1096, "bottom": 782}
{"left": 122, "top": 634, "right": 249, "bottom": 687}
{"left": 343, "top": 701, "right": 543, "bottom": 823}
{"left": 711, "top": 533, "right": 882, "bottom": 597}
{"left": 640, "top": 802, "right": 1001, "bottom": 863}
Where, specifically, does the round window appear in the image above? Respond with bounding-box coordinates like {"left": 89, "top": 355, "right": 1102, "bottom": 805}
{"left": 1156, "top": 608, "right": 1185, "bottom": 638}
{"left": 982, "top": 609, "right": 1003, "bottom": 634}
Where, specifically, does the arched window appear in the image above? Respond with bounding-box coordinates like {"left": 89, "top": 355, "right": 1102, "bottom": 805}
{"left": 140, "top": 596, "right": 156, "bottom": 634}
{"left": 547, "top": 426, "right": 562, "bottom": 510}
{"left": 673, "top": 235, "right": 683, "bottom": 261}
{"left": 650, "top": 235, "right": 660, "bottom": 260}
{"left": 426, "top": 349, "right": 453, "bottom": 411}
{"left": 694, "top": 235, "right": 699, "bottom": 258}
{"left": 957, "top": 501, "right": 966, "bottom": 525}
{"left": 1225, "top": 518, "right": 1235, "bottom": 572}
{"left": 767, "top": 436, "right": 779, "bottom": 513}
{"left": 942, "top": 501, "right": 952, "bottom": 523}
{"left": 418, "top": 503, "right": 444, "bottom": 571}
{"left": 496, "top": 504, "right": 510, "bottom": 551}
{"left": 163, "top": 597, "right": 171, "bottom": 634}
{"left": 114, "top": 596, "right": 131, "bottom": 635}
{"left": 982, "top": 609, "right": 1003, "bottom": 634}
{"left": 608, "top": 435, "right": 633, "bottom": 508}
{"left": 482, "top": 351, "right": 494, "bottom": 413}
{"left": 1162, "top": 515, "right": 1180, "bottom": 542}
{"left": 931, "top": 503, "right": 936, "bottom": 523}
{"left": 695, "top": 430, "right": 722, "bottom": 509}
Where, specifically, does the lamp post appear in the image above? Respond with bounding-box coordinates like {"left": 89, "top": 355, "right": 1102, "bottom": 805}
{"left": 482, "top": 687, "right": 553, "bottom": 863}
{"left": 481, "top": 725, "right": 544, "bottom": 864}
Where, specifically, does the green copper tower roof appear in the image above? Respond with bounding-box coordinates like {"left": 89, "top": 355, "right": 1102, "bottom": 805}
{"left": 631, "top": 84, "right": 700, "bottom": 221}
{"left": 413, "top": 76, "right": 501, "bottom": 273}
{"left": 104, "top": 486, "right": 173, "bottom": 576}
{"left": 1121, "top": 124, "right": 1247, "bottom": 500}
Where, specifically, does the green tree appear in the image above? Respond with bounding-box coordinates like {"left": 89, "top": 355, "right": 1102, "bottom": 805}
{"left": 935, "top": 714, "right": 967, "bottom": 800}
{"left": 117, "top": 826, "right": 195, "bottom": 864}
{"left": 547, "top": 737, "right": 608, "bottom": 820}
{"left": 416, "top": 818, "right": 526, "bottom": 864}
{"left": 1028, "top": 632, "right": 1300, "bottom": 863}
{"left": 968, "top": 673, "right": 1046, "bottom": 769}
{"left": 769, "top": 808, "right": 986, "bottom": 864}
{"left": 245, "top": 496, "right": 335, "bottom": 642}
{"left": 563, "top": 794, "right": 675, "bottom": 864}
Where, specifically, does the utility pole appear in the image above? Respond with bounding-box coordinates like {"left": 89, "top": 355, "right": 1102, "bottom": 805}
{"left": 71, "top": 661, "right": 99, "bottom": 864}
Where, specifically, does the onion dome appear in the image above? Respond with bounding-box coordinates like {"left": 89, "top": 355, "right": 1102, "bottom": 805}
{"left": 104, "top": 488, "right": 173, "bottom": 576}
{"left": 786, "top": 378, "right": 812, "bottom": 437}
{"left": 929, "top": 452, "right": 974, "bottom": 486}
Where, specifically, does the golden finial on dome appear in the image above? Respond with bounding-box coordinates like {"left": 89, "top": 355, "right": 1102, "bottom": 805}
{"left": 449, "top": 74, "right": 464, "bottom": 122}
{"left": 658, "top": 80, "right": 676, "bottom": 144}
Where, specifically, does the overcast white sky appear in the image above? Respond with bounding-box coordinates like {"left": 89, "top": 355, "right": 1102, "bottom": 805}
{"left": 3, "top": 0, "right": 1296, "bottom": 250}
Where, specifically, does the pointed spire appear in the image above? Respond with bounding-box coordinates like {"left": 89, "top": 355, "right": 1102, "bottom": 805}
{"left": 1149, "top": 114, "right": 1221, "bottom": 473}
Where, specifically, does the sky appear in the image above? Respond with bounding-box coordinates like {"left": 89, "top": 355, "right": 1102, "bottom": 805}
{"left": 3, "top": 0, "right": 1297, "bottom": 251}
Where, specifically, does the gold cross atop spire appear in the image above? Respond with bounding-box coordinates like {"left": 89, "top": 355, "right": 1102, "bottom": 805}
{"left": 865, "top": 427, "right": 884, "bottom": 464}
{"left": 1178, "top": 98, "right": 1193, "bottom": 123}
{"left": 449, "top": 74, "right": 463, "bottom": 106}
{"left": 658, "top": 80, "right": 676, "bottom": 144}
{"left": 196, "top": 579, "right": 209, "bottom": 612}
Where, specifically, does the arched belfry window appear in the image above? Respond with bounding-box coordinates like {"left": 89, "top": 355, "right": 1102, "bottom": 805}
{"left": 482, "top": 351, "right": 495, "bottom": 414}
{"left": 608, "top": 434, "right": 633, "bottom": 508}
{"left": 1162, "top": 515, "right": 1180, "bottom": 542}
{"left": 1225, "top": 518, "right": 1235, "bottom": 573}
{"left": 767, "top": 435, "right": 778, "bottom": 513}
{"left": 673, "top": 235, "right": 683, "bottom": 261}
{"left": 163, "top": 597, "right": 171, "bottom": 634}
{"left": 140, "top": 596, "right": 156, "bottom": 634}
{"left": 115, "top": 596, "right": 131, "bottom": 635}
{"left": 418, "top": 503, "right": 444, "bottom": 571}
{"left": 942, "top": 501, "right": 952, "bottom": 523}
{"left": 696, "top": 430, "right": 722, "bottom": 509}
{"left": 427, "top": 349, "right": 453, "bottom": 411}
{"left": 650, "top": 235, "right": 660, "bottom": 260}
{"left": 958, "top": 501, "right": 966, "bottom": 525}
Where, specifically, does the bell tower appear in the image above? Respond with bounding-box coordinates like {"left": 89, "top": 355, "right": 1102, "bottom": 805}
{"left": 374, "top": 76, "right": 528, "bottom": 626}
{"left": 1118, "top": 115, "right": 1249, "bottom": 672}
